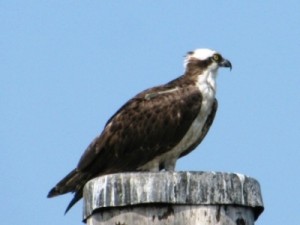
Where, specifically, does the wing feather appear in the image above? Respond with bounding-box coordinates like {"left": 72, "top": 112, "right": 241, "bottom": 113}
{"left": 77, "top": 80, "right": 202, "bottom": 174}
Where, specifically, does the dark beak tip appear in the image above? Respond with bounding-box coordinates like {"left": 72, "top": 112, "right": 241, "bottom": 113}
{"left": 228, "top": 61, "right": 232, "bottom": 71}
{"left": 221, "top": 59, "right": 232, "bottom": 71}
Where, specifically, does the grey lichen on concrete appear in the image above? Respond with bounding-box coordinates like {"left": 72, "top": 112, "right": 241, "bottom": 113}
{"left": 83, "top": 171, "right": 264, "bottom": 222}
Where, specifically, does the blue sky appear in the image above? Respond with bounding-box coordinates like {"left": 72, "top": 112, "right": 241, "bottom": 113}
{"left": 1, "top": 1, "right": 299, "bottom": 224}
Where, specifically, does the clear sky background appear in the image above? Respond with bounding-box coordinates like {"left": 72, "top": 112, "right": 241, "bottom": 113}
{"left": 1, "top": 1, "right": 299, "bottom": 224}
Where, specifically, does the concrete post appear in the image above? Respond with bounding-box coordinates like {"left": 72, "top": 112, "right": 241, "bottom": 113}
{"left": 83, "top": 172, "right": 264, "bottom": 225}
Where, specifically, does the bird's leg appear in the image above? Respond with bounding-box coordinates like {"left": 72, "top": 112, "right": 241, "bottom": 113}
{"left": 163, "top": 158, "right": 177, "bottom": 171}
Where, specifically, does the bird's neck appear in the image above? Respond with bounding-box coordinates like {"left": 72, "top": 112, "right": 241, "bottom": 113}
{"left": 196, "top": 69, "right": 218, "bottom": 98}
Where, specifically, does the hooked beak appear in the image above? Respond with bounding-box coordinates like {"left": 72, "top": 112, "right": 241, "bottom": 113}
{"left": 219, "top": 58, "right": 232, "bottom": 71}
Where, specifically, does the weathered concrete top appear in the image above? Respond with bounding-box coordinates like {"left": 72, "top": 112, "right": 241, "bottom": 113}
{"left": 83, "top": 171, "right": 264, "bottom": 221}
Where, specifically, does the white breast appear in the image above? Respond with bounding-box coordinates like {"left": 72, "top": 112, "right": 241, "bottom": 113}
{"left": 168, "top": 70, "right": 217, "bottom": 158}
{"left": 139, "top": 69, "right": 218, "bottom": 172}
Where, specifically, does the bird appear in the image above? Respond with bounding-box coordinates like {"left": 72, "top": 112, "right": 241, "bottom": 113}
{"left": 47, "top": 48, "right": 232, "bottom": 213}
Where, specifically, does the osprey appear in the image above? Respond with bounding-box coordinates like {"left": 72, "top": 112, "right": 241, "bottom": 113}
{"left": 48, "top": 48, "right": 232, "bottom": 213}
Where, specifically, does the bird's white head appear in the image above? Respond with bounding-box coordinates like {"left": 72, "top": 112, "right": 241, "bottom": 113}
{"left": 184, "top": 48, "right": 232, "bottom": 72}
{"left": 188, "top": 48, "right": 217, "bottom": 60}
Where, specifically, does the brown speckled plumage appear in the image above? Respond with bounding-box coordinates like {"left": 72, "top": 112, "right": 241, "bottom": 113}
{"left": 47, "top": 49, "right": 231, "bottom": 213}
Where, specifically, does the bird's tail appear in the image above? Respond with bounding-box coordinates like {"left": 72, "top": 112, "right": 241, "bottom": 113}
{"left": 47, "top": 168, "right": 90, "bottom": 213}
{"left": 64, "top": 188, "right": 83, "bottom": 214}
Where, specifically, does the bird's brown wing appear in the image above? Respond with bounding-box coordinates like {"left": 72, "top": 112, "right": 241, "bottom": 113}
{"left": 76, "top": 83, "right": 203, "bottom": 174}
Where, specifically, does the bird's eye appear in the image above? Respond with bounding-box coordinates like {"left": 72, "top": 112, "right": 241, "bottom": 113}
{"left": 212, "top": 54, "right": 222, "bottom": 62}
